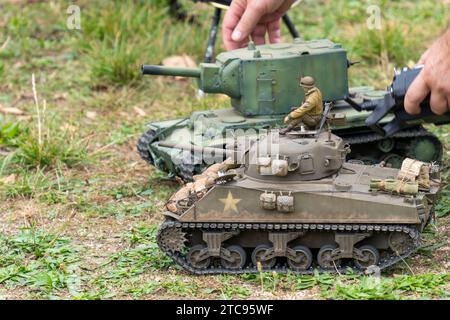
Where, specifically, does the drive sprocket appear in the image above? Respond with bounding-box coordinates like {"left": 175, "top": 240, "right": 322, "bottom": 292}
{"left": 158, "top": 225, "right": 187, "bottom": 253}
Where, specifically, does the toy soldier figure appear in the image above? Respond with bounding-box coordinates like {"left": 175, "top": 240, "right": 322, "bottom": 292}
{"left": 280, "top": 76, "right": 323, "bottom": 135}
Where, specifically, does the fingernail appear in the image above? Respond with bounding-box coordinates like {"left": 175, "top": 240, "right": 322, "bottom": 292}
{"left": 232, "top": 30, "right": 242, "bottom": 41}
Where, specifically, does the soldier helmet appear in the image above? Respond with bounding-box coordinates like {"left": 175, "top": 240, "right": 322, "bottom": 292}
{"left": 300, "top": 76, "right": 315, "bottom": 88}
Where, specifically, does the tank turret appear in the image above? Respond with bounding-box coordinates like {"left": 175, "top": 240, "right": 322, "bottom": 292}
{"left": 245, "top": 131, "right": 348, "bottom": 181}
{"left": 142, "top": 39, "right": 349, "bottom": 116}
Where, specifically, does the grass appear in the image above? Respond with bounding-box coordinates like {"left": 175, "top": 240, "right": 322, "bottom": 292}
{"left": 0, "top": 0, "right": 448, "bottom": 300}
{"left": 0, "top": 116, "right": 22, "bottom": 147}
{"left": 77, "top": 0, "right": 210, "bottom": 86}
{"left": 0, "top": 227, "right": 81, "bottom": 298}
{"left": 10, "top": 114, "right": 90, "bottom": 170}
{"left": 0, "top": 60, "right": 4, "bottom": 78}
{"left": 0, "top": 75, "right": 91, "bottom": 174}
{"left": 323, "top": 273, "right": 449, "bottom": 300}
{"left": 92, "top": 225, "right": 174, "bottom": 286}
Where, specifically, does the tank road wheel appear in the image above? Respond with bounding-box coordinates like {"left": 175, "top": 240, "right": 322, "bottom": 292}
{"left": 187, "top": 244, "right": 211, "bottom": 269}
{"left": 354, "top": 245, "right": 380, "bottom": 270}
{"left": 377, "top": 138, "right": 395, "bottom": 153}
{"left": 287, "top": 245, "right": 313, "bottom": 271}
{"left": 382, "top": 153, "right": 404, "bottom": 168}
{"left": 317, "top": 244, "right": 341, "bottom": 270}
{"left": 252, "top": 244, "right": 276, "bottom": 270}
{"left": 407, "top": 136, "right": 442, "bottom": 163}
{"left": 220, "top": 245, "right": 247, "bottom": 270}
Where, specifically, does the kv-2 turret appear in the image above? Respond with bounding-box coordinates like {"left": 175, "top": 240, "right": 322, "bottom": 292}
{"left": 142, "top": 39, "right": 349, "bottom": 116}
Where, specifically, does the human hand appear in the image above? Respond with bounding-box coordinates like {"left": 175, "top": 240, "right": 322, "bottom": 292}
{"left": 405, "top": 29, "right": 450, "bottom": 115}
{"left": 284, "top": 116, "right": 290, "bottom": 124}
{"left": 222, "top": 0, "right": 295, "bottom": 50}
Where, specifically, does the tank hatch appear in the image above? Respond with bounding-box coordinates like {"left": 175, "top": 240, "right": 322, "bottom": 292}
{"left": 245, "top": 131, "right": 348, "bottom": 181}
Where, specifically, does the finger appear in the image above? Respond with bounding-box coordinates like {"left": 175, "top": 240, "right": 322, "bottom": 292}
{"left": 277, "top": 0, "right": 297, "bottom": 14}
{"left": 251, "top": 24, "right": 267, "bottom": 45}
{"left": 232, "top": 2, "right": 267, "bottom": 43}
{"left": 238, "top": 36, "right": 251, "bottom": 48}
{"left": 430, "top": 90, "right": 448, "bottom": 115}
{"left": 230, "top": 35, "right": 251, "bottom": 49}
{"left": 222, "top": 0, "right": 245, "bottom": 50}
{"left": 404, "top": 72, "right": 430, "bottom": 115}
{"left": 258, "top": 0, "right": 296, "bottom": 24}
{"left": 267, "top": 19, "right": 281, "bottom": 43}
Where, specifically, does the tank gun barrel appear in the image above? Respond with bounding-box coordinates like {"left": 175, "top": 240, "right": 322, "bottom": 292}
{"left": 141, "top": 62, "right": 240, "bottom": 99}
{"left": 141, "top": 65, "right": 201, "bottom": 78}
{"left": 158, "top": 141, "right": 237, "bottom": 157}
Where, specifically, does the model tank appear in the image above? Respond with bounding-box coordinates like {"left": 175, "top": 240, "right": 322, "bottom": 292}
{"left": 139, "top": 39, "right": 449, "bottom": 181}
{"left": 156, "top": 128, "right": 441, "bottom": 274}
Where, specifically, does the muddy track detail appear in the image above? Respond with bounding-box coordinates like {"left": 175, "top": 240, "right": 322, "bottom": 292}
{"left": 157, "top": 219, "right": 420, "bottom": 275}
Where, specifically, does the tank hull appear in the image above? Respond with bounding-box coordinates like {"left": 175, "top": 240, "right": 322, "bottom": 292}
{"left": 173, "top": 163, "right": 431, "bottom": 226}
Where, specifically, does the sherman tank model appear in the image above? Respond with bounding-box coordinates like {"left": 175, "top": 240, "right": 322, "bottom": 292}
{"left": 139, "top": 39, "right": 449, "bottom": 181}
{"left": 156, "top": 127, "right": 441, "bottom": 274}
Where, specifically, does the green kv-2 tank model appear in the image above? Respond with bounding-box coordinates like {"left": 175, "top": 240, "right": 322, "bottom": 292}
{"left": 139, "top": 39, "right": 449, "bottom": 180}
{"left": 157, "top": 128, "right": 441, "bottom": 274}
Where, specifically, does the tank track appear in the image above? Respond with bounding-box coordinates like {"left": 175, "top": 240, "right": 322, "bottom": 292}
{"left": 137, "top": 128, "right": 157, "bottom": 166}
{"left": 157, "top": 219, "right": 420, "bottom": 275}
{"left": 137, "top": 128, "right": 197, "bottom": 180}
{"left": 342, "top": 126, "right": 442, "bottom": 156}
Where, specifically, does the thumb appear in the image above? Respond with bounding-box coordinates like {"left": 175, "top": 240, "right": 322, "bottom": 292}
{"left": 232, "top": 4, "right": 266, "bottom": 42}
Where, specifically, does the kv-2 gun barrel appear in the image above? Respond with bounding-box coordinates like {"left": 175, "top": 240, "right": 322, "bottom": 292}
{"left": 141, "top": 65, "right": 201, "bottom": 78}
{"left": 141, "top": 61, "right": 241, "bottom": 100}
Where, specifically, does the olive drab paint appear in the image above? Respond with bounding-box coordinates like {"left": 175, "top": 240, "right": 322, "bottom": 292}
{"left": 143, "top": 39, "right": 349, "bottom": 116}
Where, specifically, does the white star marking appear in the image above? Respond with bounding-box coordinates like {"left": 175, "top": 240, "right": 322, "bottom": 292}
{"left": 219, "top": 191, "right": 241, "bottom": 214}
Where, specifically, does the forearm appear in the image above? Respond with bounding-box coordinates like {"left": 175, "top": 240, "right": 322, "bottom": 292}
{"left": 289, "top": 104, "right": 313, "bottom": 119}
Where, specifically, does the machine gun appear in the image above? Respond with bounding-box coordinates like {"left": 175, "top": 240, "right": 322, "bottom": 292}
{"left": 316, "top": 102, "right": 333, "bottom": 138}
